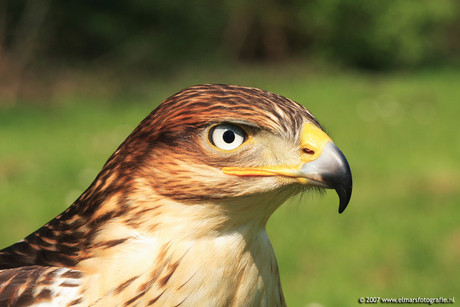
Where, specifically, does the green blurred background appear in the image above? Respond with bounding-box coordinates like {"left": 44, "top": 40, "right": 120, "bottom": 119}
{"left": 1, "top": 1, "right": 459, "bottom": 306}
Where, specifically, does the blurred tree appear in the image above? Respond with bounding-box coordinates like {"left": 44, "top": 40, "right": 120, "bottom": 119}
{"left": 0, "top": 0, "right": 50, "bottom": 101}
{"left": 45, "top": 0, "right": 227, "bottom": 68}
{"left": 0, "top": 0, "right": 459, "bottom": 101}
{"left": 221, "top": 0, "right": 295, "bottom": 61}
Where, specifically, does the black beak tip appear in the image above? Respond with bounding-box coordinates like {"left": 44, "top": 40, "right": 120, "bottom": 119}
{"left": 333, "top": 147, "right": 353, "bottom": 214}
{"left": 338, "top": 190, "right": 351, "bottom": 214}
{"left": 336, "top": 174, "right": 352, "bottom": 214}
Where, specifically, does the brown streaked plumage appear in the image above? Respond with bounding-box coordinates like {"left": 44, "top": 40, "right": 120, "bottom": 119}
{"left": 0, "top": 84, "right": 352, "bottom": 306}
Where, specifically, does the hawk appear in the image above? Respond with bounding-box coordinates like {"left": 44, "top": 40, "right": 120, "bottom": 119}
{"left": 0, "top": 84, "right": 352, "bottom": 306}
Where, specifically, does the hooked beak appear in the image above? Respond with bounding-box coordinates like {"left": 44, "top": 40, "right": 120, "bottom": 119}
{"left": 299, "top": 141, "right": 352, "bottom": 213}
{"left": 222, "top": 123, "right": 352, "bottom": 213}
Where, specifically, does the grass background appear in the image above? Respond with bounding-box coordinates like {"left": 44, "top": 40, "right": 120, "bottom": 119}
{"left": 1, "top": 65, "right": 459, "bottom": 306}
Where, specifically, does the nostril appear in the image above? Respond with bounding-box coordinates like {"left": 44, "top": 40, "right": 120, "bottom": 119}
{"left": 302, "top": 148, "right": 315, "bottom": 155}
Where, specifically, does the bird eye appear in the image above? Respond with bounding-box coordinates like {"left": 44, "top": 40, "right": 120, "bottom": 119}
{"left": 209, "top": 124, "right": 246, "bottom": 150}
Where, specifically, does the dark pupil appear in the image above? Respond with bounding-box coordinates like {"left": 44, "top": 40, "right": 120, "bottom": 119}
{"left": 223, "top": 130, "right": 235, "bottom": 143}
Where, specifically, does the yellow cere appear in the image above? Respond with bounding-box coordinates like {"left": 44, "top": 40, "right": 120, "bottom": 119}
{"left": 300, "top": 123, "right": 332, "bottom": 163}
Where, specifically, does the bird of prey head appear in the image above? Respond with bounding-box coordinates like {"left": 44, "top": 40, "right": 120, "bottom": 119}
{"left": 0, "top": 84, "right": 352, "bottom": 306}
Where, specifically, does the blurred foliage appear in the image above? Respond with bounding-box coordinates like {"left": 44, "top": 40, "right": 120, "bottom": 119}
{"left": 302, "top": 0, "right": 460, "bottom": 69}
{"left": 1, "top": 0, "right": 460, "bottom": 103}
{"left": 1, "top": 0, "right": 459, "bottom": 71}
